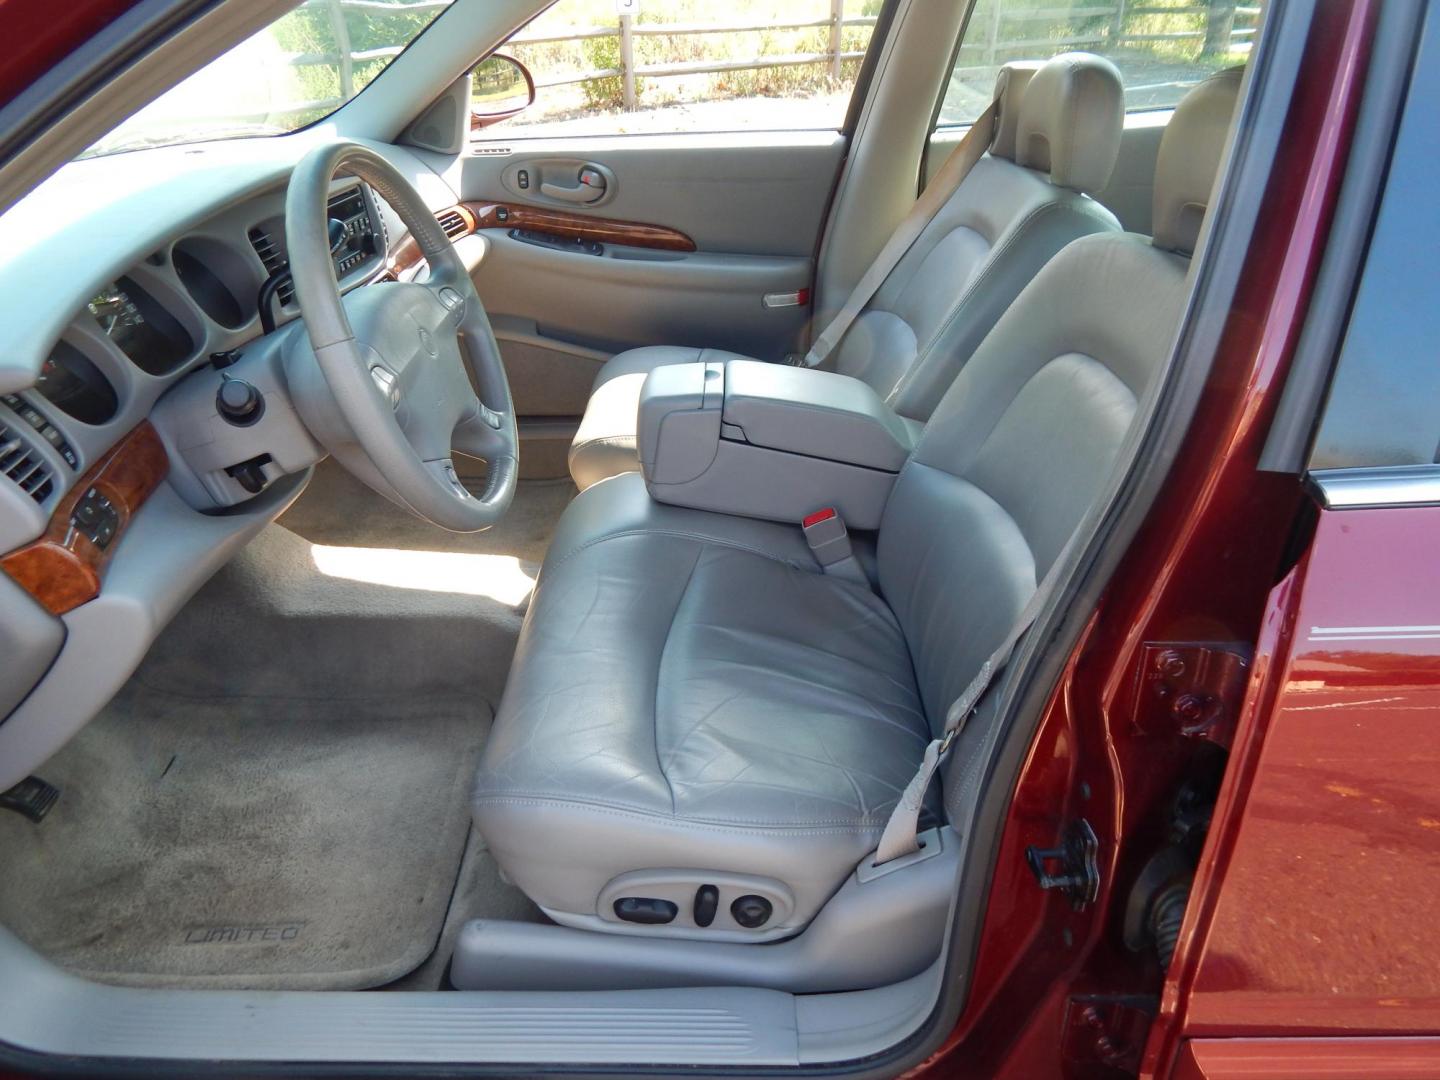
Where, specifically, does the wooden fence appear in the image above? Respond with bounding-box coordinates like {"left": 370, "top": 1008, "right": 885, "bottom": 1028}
{"left": 294, "top": 0, "right": 1262, "bottom": 116}
{"left": 958, "top": 1, "right": 1261, "bottom": 75}
{"left": 508, "top": 1, "right": 878, "bottom": 110}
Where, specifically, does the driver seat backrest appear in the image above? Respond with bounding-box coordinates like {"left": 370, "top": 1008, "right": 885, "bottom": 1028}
{"left": 877, "top": 67, "right": 1243, "bottom": 733}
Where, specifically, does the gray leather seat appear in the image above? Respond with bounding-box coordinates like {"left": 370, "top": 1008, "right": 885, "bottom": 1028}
{"left": 567, "top": 52, "right": 1126, "bottom": 491}
{"left": 473, "top": 69, "right": 1242, "bottom": 941}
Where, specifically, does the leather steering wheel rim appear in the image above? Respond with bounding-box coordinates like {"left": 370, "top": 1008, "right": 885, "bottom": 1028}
{"left": 286, "top": 141, "right": 517, "bottom": 532}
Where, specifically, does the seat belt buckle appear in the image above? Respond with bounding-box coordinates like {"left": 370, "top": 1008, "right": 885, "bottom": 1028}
{"left": 802, "top": 508, "right": 868, "bottom": 585}
{"left": 802, "top": 507, "right": 850, "bottom": 565}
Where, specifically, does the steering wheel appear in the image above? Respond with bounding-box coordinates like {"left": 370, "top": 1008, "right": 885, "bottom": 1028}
{"left": 284, "top": 141, "right": 516, "bottom": 531}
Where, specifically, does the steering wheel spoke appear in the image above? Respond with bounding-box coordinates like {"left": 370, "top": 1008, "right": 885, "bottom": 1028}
{"left": 284, "top": 143, "right": 518, "bottom": 532}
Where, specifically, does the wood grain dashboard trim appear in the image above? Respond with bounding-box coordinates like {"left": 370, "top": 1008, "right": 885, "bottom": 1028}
{"left": 386, "top": 202, "right": 695, "bottom": 278}
{"left": 1, "top": 421, "right": 168, "bottom": 616}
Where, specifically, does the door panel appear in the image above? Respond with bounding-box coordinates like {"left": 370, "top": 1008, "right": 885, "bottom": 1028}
{"left": 460, "top": 132, "right": 843, "bottom": 256}
{"left": 458, "top": 133, "right": 842, "bottom": 474}
{"left": 474, "top": 233, "right": 812, "bottom": 365}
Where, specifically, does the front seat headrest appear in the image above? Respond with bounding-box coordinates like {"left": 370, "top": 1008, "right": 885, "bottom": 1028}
{"left": 1152, "top": 66, "right": 1245, "bottom": 256}
{"left": 1013, "top": 52, "right": 1124, "bottom": 194}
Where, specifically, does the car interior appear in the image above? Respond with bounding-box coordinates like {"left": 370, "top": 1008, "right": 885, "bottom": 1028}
{"left": 0, "top": 0, "right": 1269, "bottom": 1070}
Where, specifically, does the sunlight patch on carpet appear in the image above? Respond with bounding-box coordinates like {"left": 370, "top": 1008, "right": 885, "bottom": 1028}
{"left": 310, "top": 544, "right": 537, "bottom": 605}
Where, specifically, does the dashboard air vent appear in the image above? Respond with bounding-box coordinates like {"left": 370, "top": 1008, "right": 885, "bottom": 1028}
{"left": 248, "top": 226, "right": 295, "bottom": 306}
{"left": 0, "top": 416, "right": 55, "bottom": 504}
{"left": 436, "top": 209, "right": 469, "bottom": 240}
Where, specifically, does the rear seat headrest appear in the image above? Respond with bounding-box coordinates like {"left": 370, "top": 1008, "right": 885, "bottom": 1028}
{"left": 1012, "top": 52, "right": 1124, "bottom": 195}
{"left": 1152, "top": 66, "right": 1245, "bottom": 257}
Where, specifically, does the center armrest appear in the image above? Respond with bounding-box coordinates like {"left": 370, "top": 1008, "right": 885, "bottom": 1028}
{"left": 721, "top": 361, "right": 914, "bottom": 472}
{"left": 637, "top": 360, "right": 916, "bottom": 528}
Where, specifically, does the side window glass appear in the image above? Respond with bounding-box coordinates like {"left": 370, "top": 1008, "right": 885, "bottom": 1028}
{"left": 470, "top": 0, "right": 880, "bottom": 138}
{"left": 938, "top": 0, "right": 1258, "bottom": 125}
{"left": 1309, "top": 10, "right": 1440, "bottom": 472}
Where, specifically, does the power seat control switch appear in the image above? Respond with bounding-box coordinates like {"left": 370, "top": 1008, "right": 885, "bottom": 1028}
{"left": 613, "top": 897, "right": 678, "bottom": 925}
{"left": 70, "top": 487, "right": 118, "bottom": 549}
{"left": 693, "top": 884, "right": 719, "bottom": 928}
{"left": 730, "top": 894, "right": 772, "bottom": 929}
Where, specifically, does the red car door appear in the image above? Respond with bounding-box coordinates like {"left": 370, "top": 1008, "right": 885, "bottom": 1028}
{"left": 1148, "top": 3, "right": 1440, "bottom": 1072}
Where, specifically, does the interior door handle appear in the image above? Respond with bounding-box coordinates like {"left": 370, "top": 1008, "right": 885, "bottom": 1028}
{"left": 540, "top": 166, "right": 607, "bottom": 204}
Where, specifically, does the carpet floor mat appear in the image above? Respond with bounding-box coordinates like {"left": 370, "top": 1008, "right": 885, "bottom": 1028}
{"left": 0, "top": 685, "right": 487, "bottom": 990}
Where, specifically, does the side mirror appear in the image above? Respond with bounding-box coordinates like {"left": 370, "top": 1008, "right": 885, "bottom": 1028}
{"left": 471, "top": 54, "right": 535, "bottom": 130}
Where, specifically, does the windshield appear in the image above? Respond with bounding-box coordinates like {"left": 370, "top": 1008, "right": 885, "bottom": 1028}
{"left": 80, "top": 0, "right": 454, "bottom": 158}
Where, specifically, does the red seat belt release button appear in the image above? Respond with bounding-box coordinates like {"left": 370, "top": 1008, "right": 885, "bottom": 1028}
{"left": 802, "top": 507, "right": 852, "bottom": 567}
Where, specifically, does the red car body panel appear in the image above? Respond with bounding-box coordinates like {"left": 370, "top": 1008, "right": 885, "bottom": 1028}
{"left": 1191, "top": 509, "right": 1440, "bottom": 1035}
{"left": 0, "top": 0, "right": 1433, "bottom": 1078}
{"left": 1173, "top": 1034, "right": 1440, "bottom": 1079}
{"left": 918, "top": 0, "right": 1387, "bottom": 1075}
{"left": 1178, "top": 509, "right": 1440, "bottom": 1039}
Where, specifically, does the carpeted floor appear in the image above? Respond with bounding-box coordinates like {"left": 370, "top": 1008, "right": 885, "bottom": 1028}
{"left": 0, "top": 685, "right": 486, "bottom": 990}
{"left": 381, "top": 826, "right": 543, "bottom": 991}
{"left": 0, "top": 468, "right": 571, "bottom": 989}
{"left": 280, "top": 457, "right": 576, "bottom": 566}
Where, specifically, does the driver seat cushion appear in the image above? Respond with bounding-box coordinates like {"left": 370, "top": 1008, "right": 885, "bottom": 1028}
{"left": 472, "top": 473, "right": 930, "bottom": 936}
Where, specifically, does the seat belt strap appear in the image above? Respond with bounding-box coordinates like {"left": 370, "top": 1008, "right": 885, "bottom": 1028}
{"left": 872, "top": 529, "right": 1083, "bottom": 865}
{"left": 804, "top": 98, "right": 1000, "bottom": 369}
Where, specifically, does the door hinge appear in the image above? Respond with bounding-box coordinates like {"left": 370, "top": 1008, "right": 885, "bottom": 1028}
{"left": 1026, "top": 818, "right": 1099, "bottom": 910}
{"left": 1131, "top": 642, "right": 1250, "bottom": 748}
{"left": 1062, "top": 993, "right": 1156, "bottom": 1078}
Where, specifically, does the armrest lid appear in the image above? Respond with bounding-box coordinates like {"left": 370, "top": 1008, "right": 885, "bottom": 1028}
{"left": 722, "top": 361, "right": 913, "bottom": 472}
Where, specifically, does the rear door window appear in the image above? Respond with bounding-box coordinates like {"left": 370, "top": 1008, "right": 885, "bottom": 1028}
{"left": 1309, "top": 9, "right": 1440, "bottom": 473}
{"left": 938, "top": 0, "right": 1259, "bottom": 125}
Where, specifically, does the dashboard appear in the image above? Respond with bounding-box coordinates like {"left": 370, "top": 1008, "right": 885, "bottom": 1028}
{"left": 0, "top": 136, "right": 475, "bottom": 790}
{"left": 18, "top": 183, "right": 388, "bottom": 455}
